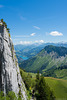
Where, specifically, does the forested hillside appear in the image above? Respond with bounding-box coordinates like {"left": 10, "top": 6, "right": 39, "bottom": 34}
{"left": 20, "top": 45, "right": 67, "bottom": 79}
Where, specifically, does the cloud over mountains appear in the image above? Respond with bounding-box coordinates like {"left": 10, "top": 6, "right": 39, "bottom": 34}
{"left": 49, "top": 31, "right": 63, "bottom": 36}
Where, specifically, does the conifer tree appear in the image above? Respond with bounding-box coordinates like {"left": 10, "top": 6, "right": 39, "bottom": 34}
{"left": 35, "top": 73, "right": 55, "bottom": 100}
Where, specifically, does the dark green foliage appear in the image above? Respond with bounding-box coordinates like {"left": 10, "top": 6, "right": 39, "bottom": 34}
{"left": 7, "top": 28, "right": 10, "bottom": 33}
{"left": 3, "top": 21, "right": 7, "bottom": 28}
{"left": 1, "top": 19, "right": 10, "bottom": 33}
{"left": 36, "top": 71, "right": 40, "bottom": 81}
{"left": 43, "top": 65, "right": 67, "bottom": 79}
{"left": 20, "top": 68, "right": 55, "bottom": 99}
{"left": 0, "top": 91, "right": 10, "bottom": 100}
{"left": 18, "top": 90, "right": 22, "bottom": 100}
{"left": 43, "top": 67, "right": 57, "bottom": 77}
{"left": 1, "top": 19, "right": 3, "bottom": 22}
{"left": 0, "top": 91, "right": 4, "bottom": 100}
{"left": 35, "top": 73, "right": 55, "bottom": 100}
{"left": 35, "top": 71, "right": 40, "bottom": 92}
{"left": 0, "top": 91, "right": 23, "bottom": 100}
{"left": 8, "top": 91, "right": 17, "bottom": 100}
{"left": 20, "top": 68, "right": 35, "bottom": 90}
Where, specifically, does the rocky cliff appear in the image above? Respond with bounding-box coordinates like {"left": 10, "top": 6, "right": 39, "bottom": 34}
{"left": 0, "top": 21, "right": 27, "bottom": 100}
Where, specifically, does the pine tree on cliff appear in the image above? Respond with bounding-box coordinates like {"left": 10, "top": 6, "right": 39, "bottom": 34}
{"left": 35, "top": 72, "right": 55, "bottom": 100}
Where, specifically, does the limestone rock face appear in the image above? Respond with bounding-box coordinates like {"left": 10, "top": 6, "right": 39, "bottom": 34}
{"left": 0, "top": 22, "right": 27, "bottom": 100}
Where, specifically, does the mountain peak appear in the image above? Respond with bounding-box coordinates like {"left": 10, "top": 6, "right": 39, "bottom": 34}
{"left": 44, "top": 45, "right": 67, "bottom": 56}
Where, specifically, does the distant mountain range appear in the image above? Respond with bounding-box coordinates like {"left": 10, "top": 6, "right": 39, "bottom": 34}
{"left": 14, "top": 42, "right": 67, "bottom": 64}
{"left": 14, "top": 43, "right": 46, "bottom": 63}
{"left": 14, "top": 42, "right": 67, "bottom": 52}
{"left": 20, "top": 45, "right": 67, "bottom": 79}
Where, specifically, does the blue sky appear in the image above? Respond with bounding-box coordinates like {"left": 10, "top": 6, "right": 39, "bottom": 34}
{"left": 0, "top": 0, "right": 67, "bottom": 44}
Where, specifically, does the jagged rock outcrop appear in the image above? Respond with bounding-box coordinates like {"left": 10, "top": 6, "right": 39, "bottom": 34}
{"left": 0, "top": 21, "right": 27, "bottom": 100}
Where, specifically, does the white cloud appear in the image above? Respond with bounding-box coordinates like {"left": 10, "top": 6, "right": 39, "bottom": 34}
{"left": 20, "top": 41, "right": 32, "bottom": 45}
{"left": 35, "top": 40, "right": 44, "bottom": 43}
{"left": 35, "top": 40, "right": 39, "bottom": 43}
{"left": 30, "top": 33, "right": 36, "bottom": 36}
{"left": 40, "top": 40, "right": 44, "bottom": 43}
{"left": 49, "top": 31, "right": 63, "bottom": 36}
{"left": 15, "top": 33, "right": 36, "bottom": 38}
{"left": 33, "top": 26, "right": 40, "bottom": 30}
{"left": 19, "top": 40, "right": 44, "bottom": 45}
{"left": 0, "top": 5, "right": 4, "bottom": 8}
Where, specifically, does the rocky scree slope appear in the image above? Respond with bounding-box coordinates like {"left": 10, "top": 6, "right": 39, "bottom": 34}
{"left": 0, "top": 21, "right": 27, "bottom": 100}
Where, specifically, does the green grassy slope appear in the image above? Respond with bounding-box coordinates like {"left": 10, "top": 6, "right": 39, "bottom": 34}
{"left": 43, "top": 64, "right": 67, "bottom": 79}
{"left": 20, "top": 68, "right": 67, "bottom": 100}
{"left": 20, "top": 45, "right": 67, "bottom": 79}
{"left": 45, "top": 77, "right": 67, "bottom": 100}
{"left": 54, "top": 69, "right": 67, "bottom": 80}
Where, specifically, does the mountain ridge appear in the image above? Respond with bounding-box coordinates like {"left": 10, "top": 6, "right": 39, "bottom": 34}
{"left": 15, "top": 43, "right": 67, "bottom": 65}
{"left": 20, "top": 45, "right": 67, "bottom": 79}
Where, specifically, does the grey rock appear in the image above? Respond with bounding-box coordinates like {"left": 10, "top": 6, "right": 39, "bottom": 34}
{"left": 0, "top": 22, "right": 27, "bottom": 100}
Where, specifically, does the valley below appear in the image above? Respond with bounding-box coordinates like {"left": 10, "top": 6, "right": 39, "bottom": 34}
{"left": 15, "top": 45, "right": 67, "bottom": 80}
{"left": 15, "top": 44, "right": 67, "bottom": 100}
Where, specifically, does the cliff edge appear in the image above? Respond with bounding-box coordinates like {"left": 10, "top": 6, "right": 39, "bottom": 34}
{"left": 0, "top": 21, "right": 27, "bottom": 100}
